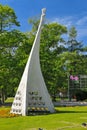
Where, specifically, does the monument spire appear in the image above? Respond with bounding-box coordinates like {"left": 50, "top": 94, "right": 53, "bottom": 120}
{"left": 10, "top": 8, "right": 55, "bottom": 116}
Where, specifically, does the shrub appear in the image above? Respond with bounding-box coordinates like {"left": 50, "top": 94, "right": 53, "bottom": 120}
{"left": 75, "top": 90, "right": 87, "bottom": 101}
{"left": 0, "top": 108, "right": 20, "bottom": 118}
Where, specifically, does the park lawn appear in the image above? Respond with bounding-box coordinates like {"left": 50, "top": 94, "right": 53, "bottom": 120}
{"left": 0, "top": 106, "right": 87, "bottom": 130}
{"left": 5, "top": 97, "right": 14, "bottom": 103}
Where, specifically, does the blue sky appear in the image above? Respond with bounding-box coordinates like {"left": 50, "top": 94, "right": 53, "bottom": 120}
{"left": 0, "top": 0, "right": 87, "bottom": 45}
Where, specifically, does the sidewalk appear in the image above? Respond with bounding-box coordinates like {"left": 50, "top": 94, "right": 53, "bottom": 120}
{"left": 53, "top": 100, "right": 87, "bottom": 107}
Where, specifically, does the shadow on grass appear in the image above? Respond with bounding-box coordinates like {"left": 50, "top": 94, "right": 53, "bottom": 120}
{"left": 55, "top": 110, "right": 87, "bottom": 114}
{"left": 0, "top": 102, "right": 12, "bottom": 107}
{"left": 28, "top": 110, "right": 87, "bottom": 116}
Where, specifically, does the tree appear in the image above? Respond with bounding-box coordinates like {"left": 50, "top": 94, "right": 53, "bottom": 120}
{"left": 66, "top": 26, "right": 83, "bottom": 52}
{"left": 39, "top": 23, "right": 67, "bottom": 99}
{"left": 58, "top": 26, "right": 87, "bottom": 100}
{"left": 0, "top": 4, "right": 22, "bottom": 103}
{"left": 0, "top": 4, "right": 20, "bottom": 32}
{"left": 65, "top": 26, "right": 87, "bottom": 74}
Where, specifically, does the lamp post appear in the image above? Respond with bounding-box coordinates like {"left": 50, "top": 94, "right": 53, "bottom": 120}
{"left": 68, "top": 73, "right": 70, "bottom": 101}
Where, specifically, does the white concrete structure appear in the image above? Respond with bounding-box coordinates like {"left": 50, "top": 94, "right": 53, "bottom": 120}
{"left": 10, "top": 8, "right": 55, "bottom": 116}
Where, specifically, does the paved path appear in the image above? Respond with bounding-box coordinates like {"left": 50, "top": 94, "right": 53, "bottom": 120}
{"left": 54, "top": 101, "right": 87, "bottom": 106}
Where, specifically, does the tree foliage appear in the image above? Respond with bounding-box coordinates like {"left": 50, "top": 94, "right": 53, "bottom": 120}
{"left": 0, "top": 4, "right": 87, "bottom": 103}
{"left": 0, "top": 4, "right": 26, "bottom": 103}
{"left": 0, "top": 4, "right": 20, "bottom": 32}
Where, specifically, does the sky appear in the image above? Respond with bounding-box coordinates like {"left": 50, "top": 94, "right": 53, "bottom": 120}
{"left": 0, "top": 0, "right": 87, "bottom": 45}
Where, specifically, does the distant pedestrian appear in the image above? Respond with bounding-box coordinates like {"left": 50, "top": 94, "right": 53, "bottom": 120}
{"left": 59, "top": 92, "right": 63, "bottom": 100}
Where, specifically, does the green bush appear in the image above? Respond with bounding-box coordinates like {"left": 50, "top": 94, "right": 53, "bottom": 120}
{"left": 75, "top": 90, "right": 87, "bottom": 101}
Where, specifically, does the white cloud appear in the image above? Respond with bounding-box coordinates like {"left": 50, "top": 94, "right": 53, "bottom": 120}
{"left": 0, "top": 0, "right": 14, "bottom": 4}
{"left": 52, "top": 16, "right": 73, "bottom": 27}
{"left": 77, "top": 28, "right": 87, "bottom": 38}
{"left": 76, "top": 16, "right": 87, "bottom": 25}
{"left": 50, "top": 15, "right": 87, "bottom": 44}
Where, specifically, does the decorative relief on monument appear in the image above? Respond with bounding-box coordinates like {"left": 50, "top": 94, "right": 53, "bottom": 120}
{"left": 28, "top": 91, "right": 48, "bottom": 112}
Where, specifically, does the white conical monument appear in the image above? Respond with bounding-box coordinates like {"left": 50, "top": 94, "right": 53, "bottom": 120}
{"left": 10, "top": 8, "right": 55, "bottom": 116}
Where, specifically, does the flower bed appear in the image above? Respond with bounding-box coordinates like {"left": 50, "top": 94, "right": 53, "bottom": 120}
{"left": 0, "top": 108, "right": 20, "bottom": 118}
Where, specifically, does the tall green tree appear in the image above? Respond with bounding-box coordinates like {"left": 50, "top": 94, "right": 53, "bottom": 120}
{"left": 65, "top": 26, "right": 87, "bottom": 74}
{"left": 57, "top": 26, "right": 87, "bottom": 100}
{"left": 40, "top": 23, "right": 67, "bottom": 99}
{"left": 0, "top": 4, "right": 20, "bottom": 32}
{"left": 66, "top": 26, "right": 83, "bottom": 52}
{"left": 0, "top": 4, "right": 24, "bottom": 103}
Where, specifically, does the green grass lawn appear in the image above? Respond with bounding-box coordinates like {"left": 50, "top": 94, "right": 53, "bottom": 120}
{"left": 5, "top": 97, "right": 14, "bottom": 103}
{"left": 0, "top": 106, "right": 87, "bottom": 130}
